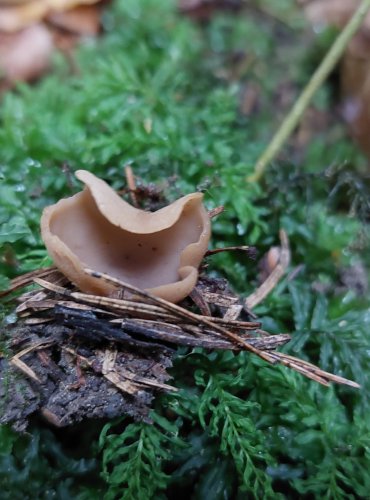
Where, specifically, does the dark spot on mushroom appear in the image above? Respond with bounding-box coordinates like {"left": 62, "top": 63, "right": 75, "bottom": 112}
{"left": 138, "top": 243, "right": 142, "bottom": 247}
{"left": 152, "top": 247, "right": 157, "bottom": 252}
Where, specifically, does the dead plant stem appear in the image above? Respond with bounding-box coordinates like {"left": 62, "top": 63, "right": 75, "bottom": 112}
{"left": 248, "top": 0, "right": 370, "bottom": 182}
{"left": 84, "top": 268, "right": 276, "bottom": 363}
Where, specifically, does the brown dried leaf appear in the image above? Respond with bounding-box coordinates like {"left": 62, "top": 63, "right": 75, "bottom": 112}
{"left": 47, "top": 5, "right": 102, "bottom": 36}
{"left": 300, "top": 0, "right": 370, "bottom": 157}
{"left": 0, "top": 0, "right": 101, "bottom": 32}
{"left": 0, "top": 0, "right": 104, "bottom": 87}
{"left": 300, "top": 0, "right": 365, "bottom": 28}
{"left": 0, "top": 24, "right": 53, "bottom": 83}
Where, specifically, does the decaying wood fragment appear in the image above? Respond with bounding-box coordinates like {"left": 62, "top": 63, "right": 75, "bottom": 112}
{"left": 208, "top": 205, "right": 225, "bottom": 218}
{"left": 0, "top": 241, "right": 360, "bottom": 431}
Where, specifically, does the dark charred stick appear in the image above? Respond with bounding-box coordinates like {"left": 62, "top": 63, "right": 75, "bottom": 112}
{"left": 81, "top": 270, "right": 360, "bottom": 387}
{"left": 121, "top": 318, "right": 290, "bottom": 350}
{"left": 121, "top": 318, "right": 230, "bottom": 349}
{"left": 32, "top": 277, "right": 261, "bottom": 330}
{"left": 205, "top": 246, "right": 257, "bottom": 259}
{"left": 84, "top": 268, "right": 277, "bottom": 363}
{"left": 54, "top": 305, "right": 171, "bottom": 351}
{"left": 6, "top": 267, "right": 359, "bottom": 389}
{"left": 54, "top": 305, "right": 274, "bottom": 352}
{"left": 33, "top": 278, "right": 177, "bottom": 321}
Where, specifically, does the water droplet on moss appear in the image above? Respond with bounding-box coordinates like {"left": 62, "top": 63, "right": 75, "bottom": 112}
{"left": 4, "top": 313, "right": 17, "bottom": 325}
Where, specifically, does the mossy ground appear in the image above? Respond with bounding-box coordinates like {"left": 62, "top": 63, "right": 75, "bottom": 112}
{"left": 1, "top": 0, "right": 370, "bottom": 498}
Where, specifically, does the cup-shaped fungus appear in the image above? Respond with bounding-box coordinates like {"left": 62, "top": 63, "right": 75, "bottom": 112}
{"left": 41, "top": 170, "right": 211, "bottom": 303}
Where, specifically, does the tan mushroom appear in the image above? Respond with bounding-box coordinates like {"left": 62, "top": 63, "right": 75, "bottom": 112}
{"left": 41, "top": 170, "right": 211, "bottom": 303}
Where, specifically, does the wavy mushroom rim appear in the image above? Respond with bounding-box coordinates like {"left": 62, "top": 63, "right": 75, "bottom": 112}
{"left": 76, "top": 169, "right": 206, "bottom": 235}
{"left": 41, "top": 171, "right": 211, "bottom": 303}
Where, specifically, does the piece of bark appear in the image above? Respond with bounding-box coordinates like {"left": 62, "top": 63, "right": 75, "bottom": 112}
{"left": 0, "top": 322, "right": 173, "bottom": 431}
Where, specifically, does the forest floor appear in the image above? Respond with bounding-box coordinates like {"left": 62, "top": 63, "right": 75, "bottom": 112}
{"left": 0, "top": 0, "right": 370, "bottom": 498}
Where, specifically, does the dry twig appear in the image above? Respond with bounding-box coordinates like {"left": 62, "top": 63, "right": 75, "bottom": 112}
{"left": 82, "top": 269, "right": 277, "bottom": 363}
{"left": 248, "top": 0, "right": 370, "bottom": 182}
{"left": 0, "top": 266, "right": 58, "bottom": 298}
{"left": 1, "top": 256, "right": 359, "bottom": 410}
{"left": 76, "top": 268, "right": 359, "bottom": 387}
{"left": 245, "top": 229, "right": 290, "bottom": 309}
{"left": 10, "top": 340, "right": 54, "bottom": 382}
{"left": 208, "top": 205, "right": 225, "bottom": 218}
{"left": 124, "top": 164, "right": 139, "bottom": 207}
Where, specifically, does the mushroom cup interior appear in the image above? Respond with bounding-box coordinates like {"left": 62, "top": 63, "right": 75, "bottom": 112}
{"left": 49, "top": 188, "right": 208, "bottom": 290}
